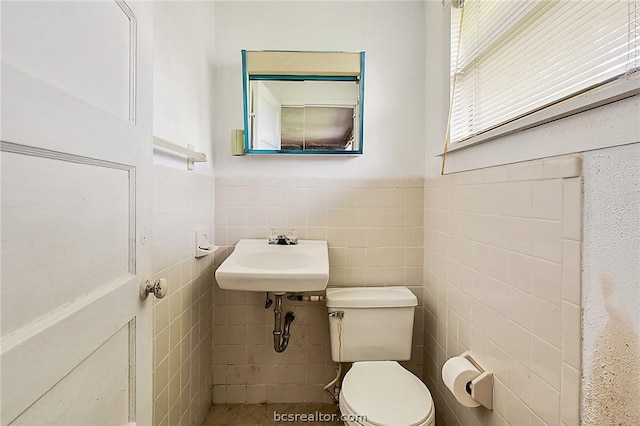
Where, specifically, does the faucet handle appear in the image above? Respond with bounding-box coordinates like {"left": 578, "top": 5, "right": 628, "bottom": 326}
{"left": 287, "top": 228, "right": 298, "bottom": 244}
{"left": 268, "top": 228, "right": 278, "bottom": 244}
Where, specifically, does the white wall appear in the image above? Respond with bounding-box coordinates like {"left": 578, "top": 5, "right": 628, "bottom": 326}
{"left": 423, "top": 156, "right": 583, "bottom": 426}
{"left": 424, "top": 2, "right": 640, "bottom": 425}
{"left": 424, "top": 0, "right": 450, "bottom": 178}
{"left": 213, "top": 1, "right": 426, "bottom": 179}
{"left": 153, "top": 1, "right": 216, "bottom": 176}
{"left": 582, "top": 143, "right": 640, "bottom": 425}
{"left": 151, "top": 3, "right": 217, "bottom": 424}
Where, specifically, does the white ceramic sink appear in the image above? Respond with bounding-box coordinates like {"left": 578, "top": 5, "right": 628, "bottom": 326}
{"left": 215, "top": 239, "right": 329, "bottom": 293}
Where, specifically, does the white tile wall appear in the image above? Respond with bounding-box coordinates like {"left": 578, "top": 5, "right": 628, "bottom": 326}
{"left": 152, "top": 165, "right": 214, "bottom": 426}
{"left": 423, "top": 155, "right": 582, "bottom": 426}
{"left": 213, "top": 177, "right": 424, "bottom": 403}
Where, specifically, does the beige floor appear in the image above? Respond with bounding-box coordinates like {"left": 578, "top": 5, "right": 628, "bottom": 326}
{"left": 204, "top": 403, "right": 344, "bottom": 425}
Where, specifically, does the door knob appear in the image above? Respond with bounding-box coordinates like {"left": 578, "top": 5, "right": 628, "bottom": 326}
{"left": 140, "top": 278, "right": 168, "bottom": 300}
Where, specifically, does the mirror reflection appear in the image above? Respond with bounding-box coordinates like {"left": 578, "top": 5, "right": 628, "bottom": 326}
{"left": 250, "top": 80, "right": 359, "bottom": 151}
{"left": 242, "top": 50, "right": 365, "bottom": 155}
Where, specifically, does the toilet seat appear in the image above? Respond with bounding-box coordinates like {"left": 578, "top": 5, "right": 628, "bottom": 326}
{"left": 340, "top": 361, "right": 434, "bottom": 426}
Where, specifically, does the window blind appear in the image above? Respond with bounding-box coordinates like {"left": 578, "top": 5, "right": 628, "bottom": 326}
{"left": 450, "top": 0, "right": 640, "bottom": 144}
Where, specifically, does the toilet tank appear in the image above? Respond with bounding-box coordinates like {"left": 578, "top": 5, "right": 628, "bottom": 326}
{"left": 326, "top": 287, "right": 417, "bottom": 362}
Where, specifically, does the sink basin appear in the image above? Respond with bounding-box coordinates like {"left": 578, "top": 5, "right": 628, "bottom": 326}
{"left": 215, "top": 239, "right": 329, "bottom": 293}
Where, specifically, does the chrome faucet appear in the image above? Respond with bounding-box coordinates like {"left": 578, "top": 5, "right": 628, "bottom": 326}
{"left": 268, "top": 234, "right": 298, "bottom": 245}
{"left": 268, "top": 229, "right": 298, "bottom": 245}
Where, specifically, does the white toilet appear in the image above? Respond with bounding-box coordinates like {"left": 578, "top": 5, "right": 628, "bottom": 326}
{"left": 326, "top": 287, "right": 435, "bottom": 426}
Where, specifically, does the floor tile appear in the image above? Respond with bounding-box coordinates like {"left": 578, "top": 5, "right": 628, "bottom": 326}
{"left": 204, "top": 403, "right": 343, "bottom": 425}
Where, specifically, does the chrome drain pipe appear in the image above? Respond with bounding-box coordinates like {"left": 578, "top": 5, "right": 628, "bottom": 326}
{"left": 273, "top": 294, "right": 295, "bottom": 353}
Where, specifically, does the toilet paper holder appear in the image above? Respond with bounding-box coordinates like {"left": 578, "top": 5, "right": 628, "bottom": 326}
{"left": 459, "top": 351, "right": 493, "bottom": 410}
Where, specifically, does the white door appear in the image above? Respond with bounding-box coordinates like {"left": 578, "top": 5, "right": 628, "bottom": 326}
{"left": 253, "top": 82, "right": 282, "bottom": 150}
{"left": 1, "top": 1, "right": 154, "bottom": 425}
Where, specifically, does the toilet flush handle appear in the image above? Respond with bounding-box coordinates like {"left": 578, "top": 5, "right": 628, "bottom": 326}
{"left": 328, "top": 311, "right": 344, "bottom": 319}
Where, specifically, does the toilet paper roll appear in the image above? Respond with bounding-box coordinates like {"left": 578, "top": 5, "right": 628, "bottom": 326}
{"left": 442, "top": 356, "right": 482, "bottom": 408}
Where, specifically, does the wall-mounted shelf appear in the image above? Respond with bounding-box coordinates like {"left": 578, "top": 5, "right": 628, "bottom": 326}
{"left": 195, "top": 228, "right": 218, "bottom": 258}
{"left": 153, "top": 136, "right": 207, "bottom": 170}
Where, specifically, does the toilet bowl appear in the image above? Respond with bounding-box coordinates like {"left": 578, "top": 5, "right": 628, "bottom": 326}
{"left": 339, "top": 361, "right": 434, "bottom": 426}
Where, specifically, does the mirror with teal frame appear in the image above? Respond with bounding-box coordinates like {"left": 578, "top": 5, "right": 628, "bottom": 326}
{"left": 242, "top": 50, "right": 365, "bottom": 155}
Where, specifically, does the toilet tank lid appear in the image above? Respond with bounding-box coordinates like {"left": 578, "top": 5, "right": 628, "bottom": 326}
{"left": 325, "top": 287, "right": 417, "bottom": 308}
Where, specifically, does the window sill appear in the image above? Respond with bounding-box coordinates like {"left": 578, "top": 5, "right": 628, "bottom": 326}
{"left": 438, "top": 73, "right": 640, "bottom": 157}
